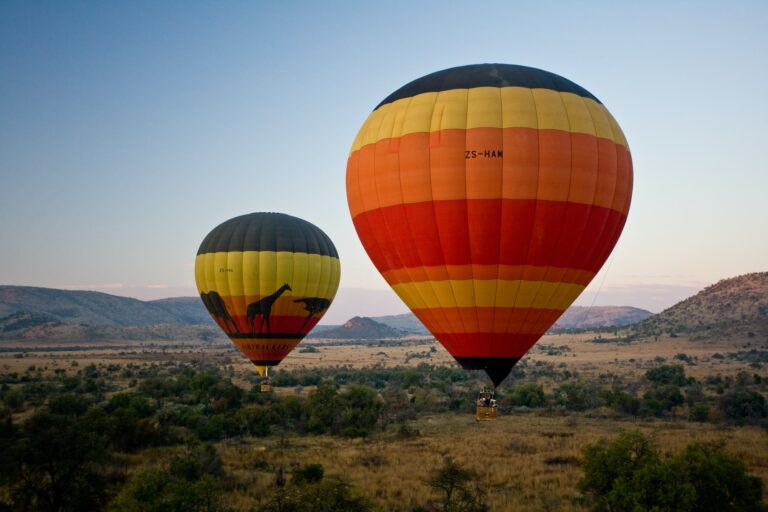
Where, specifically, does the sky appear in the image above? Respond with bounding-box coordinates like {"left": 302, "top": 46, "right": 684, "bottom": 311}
{"left": 1, "top": 1, "right": 766, "bottom": 323}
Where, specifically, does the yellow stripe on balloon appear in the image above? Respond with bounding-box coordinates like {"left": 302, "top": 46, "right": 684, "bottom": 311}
{"left": 195, "top": 251, "right": 340, "bottom": 298}
{"left": 350, "top": 88, "right": 628, "bottom": 153}
{"left": 390, "top": 279, "right": 585, "bottom": 310}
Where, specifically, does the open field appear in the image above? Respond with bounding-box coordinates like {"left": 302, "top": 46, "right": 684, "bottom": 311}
{"left": 186, "top": 412, "right": 768, "bottom": 512}
{"left": 1, "top": 330, "right": 767, "bottom": 511}
{"left": 2, "top": 332, "right": 764, "bottom": 381}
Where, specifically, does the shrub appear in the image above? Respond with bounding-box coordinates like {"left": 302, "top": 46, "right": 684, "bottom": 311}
{"left": 579, "top": 431, "right": 765, "bottom": 512}
{"left": 719, "top": 389, "right": 768, "bottom": 424}
{"left": 646, "top": 365, "right": 687, "bottom": 386}
{"left": 109, "top": 445, "right": 225, "bottom": 512}
{"left": 427, "top": 456, "right": 488, "bottom": 512}
{"left": 293, "top": 463, "right": 324, "bottom": 484}
{"left": 688, "top": 403, "right": 710, "bottom": 422}
{"left": 507, "top": 382, "right": 545, "bottom": 408}
{"left": 554, "top": 381, "right": 601, "bottom": 411}
{"left": 601, "top": 386, "right": 640, "bottom": 416}
{"left": 641, "top": 384, "right": 684, "bottom": 417}
{"left": 259, "top": 477, "right": 374, "bottom": 512}
{"left": 1, "top": 411, "right": 110, "bottom": 511}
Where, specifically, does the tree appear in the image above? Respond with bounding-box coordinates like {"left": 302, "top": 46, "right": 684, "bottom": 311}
{"left": 641, "top": 383, "right": 684, "bottom": 417}
{"left": 579, "top": 431, "right": 766, "bottom": 512}
{"left": 259, "top": 468, "right": 373, "bottom": 512}
{"left": 335, "top": 385, "right": 383, "bottom": 438}
{"left": 719, "top": 389, "right": 768, "bottom": 424}
{"left": 645, "top": 365, "right": 687, "bottom": 386}
{"left": 1, "top": 411, "right": 110, "bottom": 511}
{"left": 109, "top": 445, "right": 225, "bottom": 512}
{"left": 427, "top": 457, "right": 488, "bottom": 512}
{"left": 293, "top": 463, "right": 324, "bottom": 484}
{"left": 507, "top": 382, "right": 545, "bottom": 408}
{"left": 579, "top": 430, "right": 659, "bottom": 510}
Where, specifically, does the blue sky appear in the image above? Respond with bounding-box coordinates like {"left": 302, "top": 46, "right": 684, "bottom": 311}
{"left": 1, "top": 1, "right": 766, "bottom": 321}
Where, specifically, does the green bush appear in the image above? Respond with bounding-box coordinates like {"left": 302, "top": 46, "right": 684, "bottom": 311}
{"left": 293, "top": 463, "right": 324, "bottom": 484}
{"left": 555, "top": 381, "right": 601, "bottom": 411}
{"left": 259, "top": 478, "right": 374, "bottom": 512}
{"left": 688, "top": 403, "right": 710, "bottom": 422}
{"left": 109, "top": 445, "right": 225, "bottom": 512}
{"left": 719, "top": 389, "right": 768, "bottom": 424}
{"left": 426, "top": 456, "right": 488, "bottom": 512}
{"left": 579, "top": 431, "right": 765, "bottom": 512}
{"left": 641, "top": 384, "right": 684, "bottom": 417}
{"left": 646, "top": 365, "right": 687, "bottom": 386}
{"left": 601, "top": 385, "right": 640, "bottom": 416}
{"left": 0, "top": 411, "right": 110, "bottom": 511}
{"left": 507, "top": 382, "right": 545, "bottom": 408}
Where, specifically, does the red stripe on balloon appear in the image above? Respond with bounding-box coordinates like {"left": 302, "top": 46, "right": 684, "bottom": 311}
{"left": 352, "top": 199, "right": 626, "bottom": 273}
{"left": 434, "top": 332, "right": 542, "bottom": 359}
{"left": 412, "top": 307, "right": 564, "bottom": 335}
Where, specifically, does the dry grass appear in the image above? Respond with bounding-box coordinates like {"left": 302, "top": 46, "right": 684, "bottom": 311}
{"left": 2, "top": 333, "right": 766, "bottom": 510}
{"left": 214, "top": 413, "right": 768, "bottom": 512}
{"left": 2, "top": 331, "right": 758, "bottom": 381}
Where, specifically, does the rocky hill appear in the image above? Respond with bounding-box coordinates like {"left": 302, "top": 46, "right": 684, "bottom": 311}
{"left": 632, "top": 272, "right": 768, "bottom": 340}
{"left": 314, "top": 316, "right": 405, "bottom": 340}
{"left": 551, "top": 306, "right": 653, "bottom": 331}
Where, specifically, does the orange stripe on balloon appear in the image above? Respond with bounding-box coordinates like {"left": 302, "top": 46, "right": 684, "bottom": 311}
{"left": 347, "top": 128, "right": 630, "bottom": 218}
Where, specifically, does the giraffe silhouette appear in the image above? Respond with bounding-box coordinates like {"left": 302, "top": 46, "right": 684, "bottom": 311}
{"left": 293, "top": 297, "right": 331, "bottom": 332}
{"left": 246, "top": 283, "right": 292, "bottom": 334}
{"left": 200, "top": 291, "right": 240, "bottom": 334}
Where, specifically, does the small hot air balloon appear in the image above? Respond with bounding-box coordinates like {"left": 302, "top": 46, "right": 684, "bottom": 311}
{"left": 346, "top": 64, "right": 632, "bottom": 390}
{"left": 195, "top": 213, "right": 340, "bottom": 389}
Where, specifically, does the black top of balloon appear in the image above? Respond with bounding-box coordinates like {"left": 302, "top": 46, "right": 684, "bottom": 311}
{"left": 197, "top": 212, "right": 338, "bottom": 258}
{"left": 375, "top": 63, "right": 601, "bottom": 110}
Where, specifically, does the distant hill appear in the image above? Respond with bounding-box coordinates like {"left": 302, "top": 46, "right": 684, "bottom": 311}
{"left": 0, "top": 286, "right": 213, "bottom": 327}
{"left": 315, "top": 316, "right": 405, "bottom": 340}
{"left": 632, "top": 272, "right": 768, "bottom": 340}
{"left": 371, "top": 313, "right": 430, "bottom": 335}
{"left": 551, "top": 306, "right": 653, "bottom": 331}
{"left": 148, "top": 297, "right": 214, "bottom": 324}
{"left": 369, "top": 307, "right": 652, "bottom": 335}
{"left": 0, "top": 286, "right": 223, "bottom": 342}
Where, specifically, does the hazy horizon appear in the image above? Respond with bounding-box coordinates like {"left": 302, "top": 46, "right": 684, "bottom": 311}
{"left": 2, "top": 278, "right": 708, "bottom": 324}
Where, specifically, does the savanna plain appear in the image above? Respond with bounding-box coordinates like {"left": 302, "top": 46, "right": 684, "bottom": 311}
{"left": 1, "top": 331, "right": 766, "bottom": 511}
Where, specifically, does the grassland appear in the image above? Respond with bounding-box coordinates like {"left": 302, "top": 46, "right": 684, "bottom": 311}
{"left": 1, "top": 331, "right": 766, "bottom": 511}
{"left": 215, "top": 413, "right": 768, "bottom": 511}
{"left": 1, "top": 331, "right": 762, "bottom": 380}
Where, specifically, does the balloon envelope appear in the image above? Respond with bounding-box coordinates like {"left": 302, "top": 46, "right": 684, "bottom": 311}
{"left": 195, "top": 213, "right": 340, "bottom": 370}
{"left": 346, "top": 64, "right": 633, "bottom": 385}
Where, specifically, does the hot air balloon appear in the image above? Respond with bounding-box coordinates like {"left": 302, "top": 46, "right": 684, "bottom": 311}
{"left": 195, "top": 213, "right": 340, "bottom": 390}
{"left": 346, "top": 64, "right": 632, "bottom": 394}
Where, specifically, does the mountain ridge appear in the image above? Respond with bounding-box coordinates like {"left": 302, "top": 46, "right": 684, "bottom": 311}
{"left": 0, "top": 286, "right": 212, "bottom": 327}
{"left": 3, "top": 275, "right": 763, "bottom": 343}
{"left": 632, "top": 272, "right": 768, "bottom": 340}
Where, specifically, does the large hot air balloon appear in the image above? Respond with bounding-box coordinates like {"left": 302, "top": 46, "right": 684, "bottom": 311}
{"left": 347, "top": 64, "right": 632, "bottom": 388}
{"left": 195, "top": 213, "right": 340, "bottom": 387}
